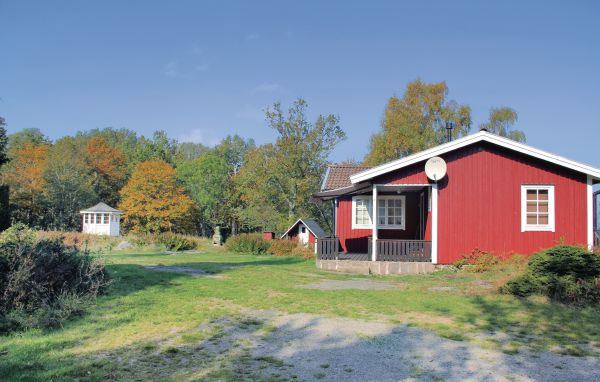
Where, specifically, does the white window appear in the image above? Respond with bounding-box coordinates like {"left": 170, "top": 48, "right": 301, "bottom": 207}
{"left": 352, "top": 195, "right": 406, "bottom": 230}
{"left": 84, "top": 214, "right": 89, "bottom": 224}
{"left": 103, "top": 214, "right": 109, "bottom": 224}
{"left": 378, "top": 196, "right": 406, "bottom": 229}
{"left": 521, "top": 185, "right": 555, "bottom": 232}
{"left": 352, "top": 197, "right": 372, "bottom": 229}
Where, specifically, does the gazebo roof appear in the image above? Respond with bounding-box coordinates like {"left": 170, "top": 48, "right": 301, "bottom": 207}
{"left": 80, "top": 202, "right": 122, "bottom": 214}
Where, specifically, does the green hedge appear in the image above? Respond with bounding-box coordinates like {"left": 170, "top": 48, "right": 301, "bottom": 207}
{"left": 225, "top": 233, "right": 270, "bottom": 255}
{"left": 501, "top": 245, "right": 600, "bottom": 304}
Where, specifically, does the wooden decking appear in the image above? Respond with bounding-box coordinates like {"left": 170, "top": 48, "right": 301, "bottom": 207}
{"left": 316, "top": 237, "right": 432, "bottom": 262}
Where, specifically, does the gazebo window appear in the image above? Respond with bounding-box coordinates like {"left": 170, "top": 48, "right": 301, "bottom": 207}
{"left": 103, "top": 214, "right": 109, "bottom": 224}
{"left": 84, "top": 214, "right": 89, "bottom": 224}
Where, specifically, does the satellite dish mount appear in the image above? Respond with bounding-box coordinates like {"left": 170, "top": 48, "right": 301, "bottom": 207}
{"left": 425, "top": 157, "right": 447, "bottom": 182}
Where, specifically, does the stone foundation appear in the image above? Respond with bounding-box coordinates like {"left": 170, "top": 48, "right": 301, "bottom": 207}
{"left": 316, "top": 259, "right": 436, "bottom": 275}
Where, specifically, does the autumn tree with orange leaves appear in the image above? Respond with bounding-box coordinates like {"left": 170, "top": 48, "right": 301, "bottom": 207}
{"left": 118, "top": 160, "right": 195, "bottom": 234}
{"left": 1, "top": 142, "right": 50, "bottom": 227}
{"left": 85, "top": 136, "right": 128, "bottom": 206}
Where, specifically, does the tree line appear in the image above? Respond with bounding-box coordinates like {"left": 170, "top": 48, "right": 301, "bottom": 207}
{"left": 0, "top": 80, "right": 525, "bottom": 236}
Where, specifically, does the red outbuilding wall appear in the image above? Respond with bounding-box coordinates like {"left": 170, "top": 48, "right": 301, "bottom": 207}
{"left": 335, "top": 142, "right": 588, "bottom": 264}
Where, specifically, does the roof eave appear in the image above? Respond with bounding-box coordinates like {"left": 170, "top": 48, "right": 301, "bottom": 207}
{"left": 350, "top": 131, "right": 600, "bottom": 184}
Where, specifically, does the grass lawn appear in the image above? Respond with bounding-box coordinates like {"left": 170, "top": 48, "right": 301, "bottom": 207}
{"left": 2, "top": 245, "right": 600, "bottom": 381}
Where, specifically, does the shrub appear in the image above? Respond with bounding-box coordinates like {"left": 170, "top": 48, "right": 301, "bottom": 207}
{"left": 225, "top": 233, "right": 270, "bottom": 255}
{"left": 501, "top": 245, "right": 600, "bottom": 304}
{"left": 267, "top": 240, "right": 298, "bottom": 257}
{"left": 266, "top": 239, "right": 315, "bottom": 259}
{"left": 291, "top": 245, "right": 315, "bottom": 260}
{"left": 156, "top": 233, "right": 197, "bottom": 251}
{"left": 454, "top": 248, "right": 500, "bottom": 272}
{"left": 0, "top": 224, "right": 109, "bottom": 332}
{"left": 37, "top": 231, "right": 120, "bottom": 252}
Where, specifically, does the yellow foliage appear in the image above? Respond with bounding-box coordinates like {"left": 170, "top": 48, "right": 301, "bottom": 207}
{"left": 118, "top": 160, "right": 195, "bottom": 234}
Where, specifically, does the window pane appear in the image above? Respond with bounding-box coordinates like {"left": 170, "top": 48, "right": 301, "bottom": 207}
{"left": 526, "top": 215, "right": 537, "bottom": 224}
{"left": 538, "top": 215, "right": 549, "bottom": 224}
{"left": 538, "top": 190, "right": 548, "bottom": 200}
{"left": 387, "top": 216, "right": 394, "bottom": 225}
{"left": 538, "top": 202, "right": 548, "bottom": 213}
{"left": 526, "top": 190, "right": 537, "bottom": 200}
{"left": 379, "top": 216, "right": 386, "bottom": 224}
{"left": 394, "top": 216, "right": 402, "bottom": 225}
{"left": 526, "top": 202, "right": 537, "bottom": 213}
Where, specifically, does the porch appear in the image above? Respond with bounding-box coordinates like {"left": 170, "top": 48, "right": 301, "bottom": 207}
{"left": 316, "top": 237, "right": 432, "bottom": 262}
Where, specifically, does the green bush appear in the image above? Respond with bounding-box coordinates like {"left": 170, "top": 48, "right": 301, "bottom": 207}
{"left": 156, "top": 233, "right": 197, "bottom": 251}
{"left": 501, "top": 245, "right": 600, "bottom": 304}
{"left": 0, "top": 224, "right": 109, "bottom": 332}
{"left": 225, "top": 233, "right": 270, "bottom": 255}
{"left": 267, "top": 240, "right": 298, "bottom": 257}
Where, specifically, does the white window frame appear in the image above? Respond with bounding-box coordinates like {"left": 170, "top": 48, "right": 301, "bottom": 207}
{"left": 377, "top": 195, "right": 406, "bottom": 229}
{"left": 352, "top": 195, "right": 406, "bottom": 230}
{"left": 521, "top": 185, "right": 555, "bottom": 232}
{"left": 352, "top": 196, "right": 372, "bottom": 229}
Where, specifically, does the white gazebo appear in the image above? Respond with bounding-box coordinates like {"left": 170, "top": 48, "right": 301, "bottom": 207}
{"left": 80, "top": 202, "right": 122, "bottom": 236}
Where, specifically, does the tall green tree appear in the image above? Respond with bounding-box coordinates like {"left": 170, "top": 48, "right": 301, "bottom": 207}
{"left": 364, "top": 80, "right": 472, "bottom": 165}
{"left": 479, "top": 107, "right": 525, "bottom": 142}
{"left": 177, "top": 154, "right": 230, "bottom": 235}
{"left": 0, "top": 117, "right": 9, "bottom": 167}
{"left": 44, "top": 137, "right": 96, "bottom": 230}
{"left": 236, "top": 99, "right": 345, "bottom": 232}
{"left": 215, "top": 135, "right": 256, "bottom": 175}
{"left": 7, "top": 127, "right": 49, "bottom": 154}
{"left": 174, "top": 142, "right": 210, "bottom": 164}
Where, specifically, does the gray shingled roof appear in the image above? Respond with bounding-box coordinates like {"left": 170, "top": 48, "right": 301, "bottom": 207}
{"left": 321, "top": 165, "right": 371, "bottom": 191}
{"left": 80, "top": 202, "right": 121, "bottom": 213}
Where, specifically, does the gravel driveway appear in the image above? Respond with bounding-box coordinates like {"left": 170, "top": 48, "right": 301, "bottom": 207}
{"left": 206, "top": 310, "right": 600, "bottom": 382}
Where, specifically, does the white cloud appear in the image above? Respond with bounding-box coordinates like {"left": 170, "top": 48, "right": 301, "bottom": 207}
{"left": 244, "top": 33, "right": 259, "bottom": 41}
{"left": 251, "top": 82, "right": 284, "bottom": 93}
{"left": 178, "top": 128, "right": 220, "bottom": 146}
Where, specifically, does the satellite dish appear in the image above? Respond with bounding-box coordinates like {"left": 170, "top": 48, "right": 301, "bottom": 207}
{"left": 425, "top": 157, "right": 447, "bottom": 181}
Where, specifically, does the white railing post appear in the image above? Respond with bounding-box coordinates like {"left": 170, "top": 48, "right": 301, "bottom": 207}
{"left": 372, "top": 185, "right": 378, "bottom": 261}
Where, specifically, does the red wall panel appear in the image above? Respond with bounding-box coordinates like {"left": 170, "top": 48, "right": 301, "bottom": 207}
{"left": 335, "top": 142, "right": 588, "bottom": 263}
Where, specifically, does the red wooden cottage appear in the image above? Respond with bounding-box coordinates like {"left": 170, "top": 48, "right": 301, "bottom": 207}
{"left": 313, "top": 130, "right": 600, "bottom": 265}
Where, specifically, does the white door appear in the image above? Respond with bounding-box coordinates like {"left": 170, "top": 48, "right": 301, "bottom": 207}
{"left": 298, "top": 225, "right": 309, "bottom": 246}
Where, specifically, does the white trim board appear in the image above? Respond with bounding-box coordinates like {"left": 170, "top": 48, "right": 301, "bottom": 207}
{"left": 350, "top": 131, "right": 600, "bottom": 184}
{"left": 588, "top": 176, "right": 594, "bottom": 249}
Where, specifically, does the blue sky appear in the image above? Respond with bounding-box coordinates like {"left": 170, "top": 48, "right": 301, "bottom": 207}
{"left": 1, "top": 0, "right": 599, "bottom": 165}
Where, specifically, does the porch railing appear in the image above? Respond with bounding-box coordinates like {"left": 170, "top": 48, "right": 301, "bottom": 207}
{"left": 316, "top": 237, "right": 340, "bottom": 260}
{"left": 368, "top": 238, "right": 432, "bottom": 262}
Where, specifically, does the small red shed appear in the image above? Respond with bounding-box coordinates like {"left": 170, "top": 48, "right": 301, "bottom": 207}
{"left": 281, "top": 219, "right": 327, "bottom": 247}
{"left": 313, "top": 131, "right": 600, "bottom": 264}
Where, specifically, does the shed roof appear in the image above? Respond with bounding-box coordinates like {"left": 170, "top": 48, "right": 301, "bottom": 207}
{"left": 280, "top": 219, "right": 328, "bottom": 239}
{"left": 80, "top": 202, "right": 122, "bottom": 213}
{"left": 350, "top": 130, "right": 600, "bottom": 184}
{"left": 321, "top": 165, "right": 371, "bottom": 191}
